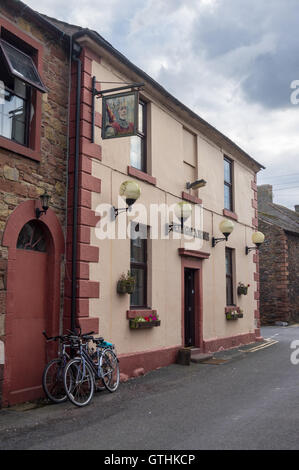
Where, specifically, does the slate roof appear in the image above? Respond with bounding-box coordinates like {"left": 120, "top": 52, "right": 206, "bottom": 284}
{"left": 258, "top": 199, "right": 299, "bottom": 236}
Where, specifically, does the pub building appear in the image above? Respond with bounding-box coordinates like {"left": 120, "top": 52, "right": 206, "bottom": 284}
{"left": 0, "top": 1, "right": 265, "bottom": 406}
{"left": 64, "top": 24, "right": 265, "bottom": 378}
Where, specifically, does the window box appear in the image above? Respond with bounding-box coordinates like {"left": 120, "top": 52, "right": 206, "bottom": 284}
{"left": 225, "top": 308, "right": 243, "bottom": 320}
{"left": 129, "top": 319, "right": 161, "bottom": 329}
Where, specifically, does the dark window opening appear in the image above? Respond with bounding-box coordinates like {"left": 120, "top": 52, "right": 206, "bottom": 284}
{"left": 224, "top": 156, "right": 233, "bottom": 211}
{"left": 225, "top": 248, "right": 234, "bottom": 306}
{"left": 17, "top": 220, "right": 47, "bottom": 252}
{"left": 130, "top": 223, "right": 147, "bottom": 308}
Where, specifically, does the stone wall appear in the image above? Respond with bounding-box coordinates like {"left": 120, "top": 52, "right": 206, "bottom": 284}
{"left": 258, "top": 219, "right": 290, "bottom": 324}
{"left": 287, "top": 233, "right": 299, "bottom": 323}
{"left": 0, "top": 1, "right": 69, "bottom": 405}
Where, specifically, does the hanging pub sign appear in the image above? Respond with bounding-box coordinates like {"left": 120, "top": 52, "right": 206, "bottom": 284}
{"left": 101, "top": 90, "right": 139, "bottom": 140}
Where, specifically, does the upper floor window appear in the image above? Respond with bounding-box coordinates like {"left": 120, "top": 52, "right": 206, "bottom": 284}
{"left": 130, "top": 100, "right": 146, "bottom": 173}
{"left": 224, "top": 156, "right": 233, "bottom": 211}
{"left": 0, "top": 38, "right": 46, "bottom": 147}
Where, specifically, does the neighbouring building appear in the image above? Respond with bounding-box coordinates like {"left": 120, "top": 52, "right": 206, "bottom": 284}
{"left": 0, "top": 0, "right": 265, "bottom": 407}
{"left": 258, "top": 185, "right": 299, "bottom": 325}
{"left": 0, "top": 0, "right": 70, "bottom": 406}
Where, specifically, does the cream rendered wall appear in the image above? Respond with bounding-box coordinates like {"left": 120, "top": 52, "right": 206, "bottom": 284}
{"left": 90, "top": 57, "right": 258, "bottom": 355}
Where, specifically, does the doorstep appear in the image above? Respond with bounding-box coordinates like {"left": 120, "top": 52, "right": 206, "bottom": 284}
{"left": 190, "top": 348, "right": 213, "bottom": 364}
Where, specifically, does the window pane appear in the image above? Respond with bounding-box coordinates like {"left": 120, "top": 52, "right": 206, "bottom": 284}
{"left": 130, "top": 135, "right": 142, "bottom": 169}
{"left": 224, "top": 184, "right": 232, "bottom": 211}
{"left": 0, "top": 39, "right": 46, "bottom": 92}
{"left": 0, "top": 90, "right": 27, "bottom": 145}
{"left": 131, "top": 236, "right": 146, "bottom": 263}
{"left": 130, "top": 267, "right": 146, "bottom": 307}
{"left": 17, "top": 221, "right": 47, "bottom": 252}
{"left": 138, "top": 102, "right": 144, "bottom": 133}
{"left": 225, "top": 249, "right": 233, "bottom": 305}
{"left": 224, "top": 158, "right": 231, "bottom": 183}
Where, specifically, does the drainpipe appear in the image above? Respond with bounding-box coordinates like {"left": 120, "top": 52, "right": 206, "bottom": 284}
{"left": 71, "top": 42, "right": 82, "bottom": 332}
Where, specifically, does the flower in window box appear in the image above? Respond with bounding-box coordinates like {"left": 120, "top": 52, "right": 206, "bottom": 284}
{"left": 129, "top": 314, "right": 160, "bottom": 329}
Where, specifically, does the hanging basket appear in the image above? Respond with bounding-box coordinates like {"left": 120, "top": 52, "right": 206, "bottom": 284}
{"left": 117, "top": 280, "right": 128, "bottom": 294}
{"left": 237, "top": 286, "right": 248, "bottom": 296}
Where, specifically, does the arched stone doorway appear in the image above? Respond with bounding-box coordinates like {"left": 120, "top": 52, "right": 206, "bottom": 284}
{"left": 1, "top": 200, "right": 64, "bottom": 406}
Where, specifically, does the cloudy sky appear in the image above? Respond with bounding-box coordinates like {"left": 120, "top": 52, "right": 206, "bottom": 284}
{"left": 24, "top": 0, "right": 299, "bottom": 209}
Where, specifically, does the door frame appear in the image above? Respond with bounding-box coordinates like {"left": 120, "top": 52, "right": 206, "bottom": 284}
{"left": 1, "top": 200, "right": 64, "bottom": 406}
{"left": 180, "top": 249, "right": 209, "bottom": 350}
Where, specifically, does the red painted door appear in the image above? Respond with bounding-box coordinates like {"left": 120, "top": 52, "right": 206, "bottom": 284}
{"left": 10, "top": 222, "right": 49, "bottom": 404}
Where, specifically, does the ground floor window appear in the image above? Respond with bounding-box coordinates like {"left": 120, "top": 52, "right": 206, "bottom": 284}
{"left": 225, "top": 247, "right": 234, "bottom": 306}
{"left": 130, "top": 223, "right": 147, "bottom": 308}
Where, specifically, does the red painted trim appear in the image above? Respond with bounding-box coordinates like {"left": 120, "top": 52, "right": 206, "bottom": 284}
{"left": 225, "top": 306, "right": 240, "bottom": 313}
{"left": 74, "top": 317, "right": 99, "bottom": 334}
{"left": 78, "top": 243, "right": 99, "bottom": 263}
{"left": 0, "top": 17, "right": 43, "bottom": 161}
{"left": 127, "top": 309, "right": 157, "bottom": 319}
{"left": 127, "top": 166, "right": 157, "bottom": 186}
{"left": 178, "top": 248, "right": 210, "bottom": 259}
{"left": 2, "top": 200, "right": 65, "bottom": 406}
{"left": 223, "top": 208, "right": 238, "bottom": 221}
{"left": 203, "top": 333, "right": 257, "bottom": 353}
{"left": 118, "top": 346, "right": 179, "bottom": 378}
{"left": 0, "top": 136, "right": 41, "bottom": 162}
{"left": 181, "top": 191, "right": 202, "bottom": 205}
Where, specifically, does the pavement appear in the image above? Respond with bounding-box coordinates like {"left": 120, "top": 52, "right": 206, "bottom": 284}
{"left": 0, "top": 326, "right": 298, "bottom": 450}
{"left": 0, "top": 337, "right": 270, "bottom": 432}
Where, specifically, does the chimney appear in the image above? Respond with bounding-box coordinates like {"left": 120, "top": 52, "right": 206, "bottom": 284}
{"left": 258, "top": 185, "right": 273, "bottom": 208}
{"left": 295, "top": 205, "right": 299, "bottom": 214}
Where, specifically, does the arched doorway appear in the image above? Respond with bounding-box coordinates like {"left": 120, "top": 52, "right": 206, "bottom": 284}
{"left": 2, "top": 201, "right": 64, "bottom": 406}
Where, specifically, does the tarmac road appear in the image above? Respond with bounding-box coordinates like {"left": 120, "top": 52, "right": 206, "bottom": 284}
{"left": 0, "top": 325, "right": 299, "bottom": 450}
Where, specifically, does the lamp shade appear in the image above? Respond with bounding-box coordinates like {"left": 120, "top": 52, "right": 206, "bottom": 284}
{"left": 252, "top": 231, "right": 265, "bottom": 246}
{"left": 219, "top": 219, "right": 234, "bottom": 237}
{"left": 40, "top": 190, "right": 50, "bottom": 211}
{"left": 174, "top": 201, "right": 192, "bottom": 221}
{"left": 119, "top": 180, "right": 141, "bottom": 207}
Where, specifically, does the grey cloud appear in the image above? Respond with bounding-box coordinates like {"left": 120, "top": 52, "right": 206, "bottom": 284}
{"left": 191, "top": 0, "right": 299, "bottom": 109}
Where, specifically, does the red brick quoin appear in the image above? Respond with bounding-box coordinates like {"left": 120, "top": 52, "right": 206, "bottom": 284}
{"left": 65, "top": 47, "right": 102, "bottom": 334}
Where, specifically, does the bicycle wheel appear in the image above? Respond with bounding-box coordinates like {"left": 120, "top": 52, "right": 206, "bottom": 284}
{"left": 63, "top": 358, "right": 94, "bottom": 407}
{"left": 100, "top": 349, "right": 119, "bottom": 392}
{"left": 42, "top": 358, "right": 67, "bottom": 403}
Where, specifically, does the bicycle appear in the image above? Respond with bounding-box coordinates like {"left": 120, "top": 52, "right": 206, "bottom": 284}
{"left": 42, "top": 329, "right": 101, "bottom": 403}
{"left": 63, "top": 335, "right": 119, "bottom": 407}
{"left": 42, "top": 331, "right": 74, "bottom": 403}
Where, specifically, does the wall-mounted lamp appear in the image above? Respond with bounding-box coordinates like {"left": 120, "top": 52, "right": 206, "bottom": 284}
{"left": 186, "top": 179, "right": 207, "bottom": 190}
{"left": 113, "top": 180, "right": 141, "bottom": 218}
{"left": 36, "top": 190, "right": 51, "bottom": 219}
{"left": 212, "top": 219, "right": 234, "bottom": 247}
{"left": 245, "top": 231, "right": 265, "bottom": 255}
{"left": 169, "top": 201, "right": 192, "bottom": 232}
